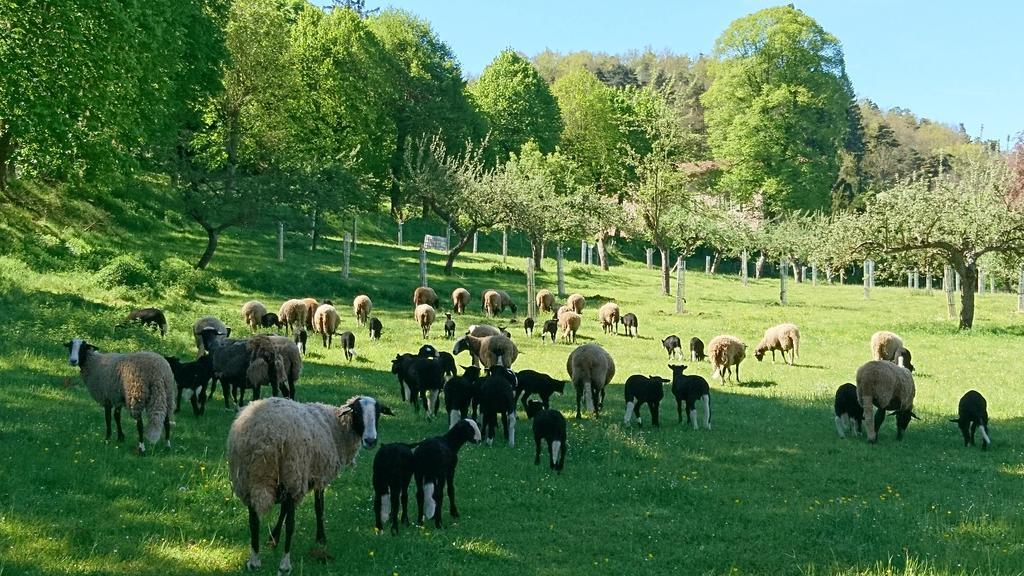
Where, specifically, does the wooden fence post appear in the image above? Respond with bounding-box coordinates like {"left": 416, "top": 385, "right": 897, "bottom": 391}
{"left": 646, "top": 248, "right": 653, "bottom": 269}
{"left": 780, "top": 260, "right": 788, "bottom": 305}
{"left": 526, "top": 258, "right": 536, "bottom": 320}
{"left": 705, "top": 255, "right": 711, "bottom": 274}
{"left": 741, "top": 250, "right": 749, "bottom": 286}
{"left": 580, "top": 241, "right": 586, "bottom": 264}
{"left": 501, "top": 228, "right": 508, "bottom": 264}
{"left": 1018, "top": 266, "right": 1024, "bottom": 312}
{"left": 342, "top": 233, "right": 351, "bottom": 279}
{"left": 419, "top": 245, "right": 427, "bottom": 287}
{"left": 863, "top": 260, "right": 870, "bottom": 299}
{"left": 811, "top": 264, "right": 817, "bottom": 286}
{"left": 277, "top": 221, "right": 285, "bottom": 263}
{"left": 945, "top": 266, "right": 956, "bottom": 319}
{"left": 397, "top": 221, "right": 403, "bottom": 246}
{"left": 557, "top": 244, "right": 566, "bottom": 298}
{"left": 676, "top": 256, "right": 685, "bottom": 314}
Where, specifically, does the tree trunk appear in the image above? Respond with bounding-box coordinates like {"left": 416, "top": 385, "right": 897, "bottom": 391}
{"left": 755, "top": 252, "right": 765, "bottom": 279}
{"left": 595, "top": 234, "right": 608, "bottom": 271}
{"left": 660, "top": 247, "right": 670, "bottom": 296}
{"left": 531, "top": 240, "right": 543, "bottom": 271}
{"left": 710, "top": 252, "right": 721, "bottom": 274}
{"left": 443, "top": 228, "right": 476, "bottom": 275}
{"left": 792, "top": 259, "right": 802, "bottom": 282}
{"left": 196, "top": 225, "right": 219, "bottom": 270}
{"left": 0, "top": 122, "right": 14, "bottom": 190}
{"left": 958, "top": 261, "right": 978, "bottom": 330}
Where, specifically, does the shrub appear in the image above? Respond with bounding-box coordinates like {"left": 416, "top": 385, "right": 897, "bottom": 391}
{"left": 94, "top": 254, "right": 156, "bottom": 290}
{"left": 159, "top": 257, "right": 219, "bottom": 297}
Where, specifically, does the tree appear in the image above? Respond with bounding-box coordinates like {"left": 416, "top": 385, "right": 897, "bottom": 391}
{"left": 764, "top": 213, "right": 818, "bottom": 282}
{"left": 854, "top": 146, "right": 1024, "bottom": 329}
{"left": 471, "top": 50, "right": 562, "bottom": 162}
{"left": 702, "top": 5, "right": 854, "bottom": 214}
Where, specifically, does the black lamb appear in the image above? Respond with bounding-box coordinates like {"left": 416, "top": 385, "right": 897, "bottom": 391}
{"left": 369, "top": 317, "right": 383, "bottom": 340}
{"left": 294, "top": 329, "right": 307, "bottom": 356}
{"left": 541, "top": 319, "right": 558, "bottom": 343}
{"left": 444, "top": 365, "right": 482, "bottom": 427}
{"left": 689, "top": 337, "right": 706, "bottom": 362}
{"left": 444, "top": 313, "right": 456, "bottom": 340}
{"left": 413, "top": 419, "right": 482, "bottom": 528}
{"left": 340, "top": 331, "right": 355, "bottom": 361}
{"left": 478, "top": 366, "right": 518, "bottom": 447}
{"left": 951, "top": 390, "right": 990, "bottom": 450}
{"left": 669, "top": 364, "right": 711, "bottom": 429}
{"left": 526, "top": 400, "right": 566, "bottom": 473}
{"left": 623, "top": 374, "right": 669, "bottom": 427}
{"left": 514, "top": 369, "right": 565, "bottom": 411}
{"left": 523, "top": 317, "right": 535, "bottom": 337}
{"left": 372, "top": 443, "right": 415, "bottom": 534}
{"left": 898, "top": 348, "right": 915, "bottom": 373}
{"left": 164, "top": 355, "right": 213, "bottom": 415}
{"left": 662, "top": 335, "right": 682, "bottom": 359}
{"left": 259, "top": 312, "right": 282, "bottom": 331}
{"left": 622, "top": 313, "right": 639, "bottom": 337}
{"left": 834, "top": 382, "right": 863, "bottom": 438}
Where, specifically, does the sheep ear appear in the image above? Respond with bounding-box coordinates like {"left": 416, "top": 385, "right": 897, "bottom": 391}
{"left": 377, "top": 404, "right": 393, "bottom": 416}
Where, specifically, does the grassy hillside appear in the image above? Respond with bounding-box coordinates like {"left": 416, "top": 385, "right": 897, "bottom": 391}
{"left": 1, "top": 188, "right": 1023, "bottom": 576}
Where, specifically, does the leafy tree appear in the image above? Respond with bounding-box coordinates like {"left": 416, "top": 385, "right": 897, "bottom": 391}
{"left": 702, "top": 5, "right": 854, "bottom": 214}
{"left": 471, "top": 50, "right": 562, "bottom": 162}
{"left": 764, "top": 213, "right": 818, "bottom": 282}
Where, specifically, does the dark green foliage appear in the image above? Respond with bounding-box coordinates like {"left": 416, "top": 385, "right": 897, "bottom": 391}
{"left": 94, "top": 254, "right": 157, "bottom": 290}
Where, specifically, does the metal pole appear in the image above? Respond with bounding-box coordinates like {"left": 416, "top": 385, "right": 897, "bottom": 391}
{"left": 277, "top": 221, "right": 284, "bottom": 263}
{"left": 557, "top": 244, "right": 566, "bottom": 298}
{"left": 676, "top": 256, "right": 685, "bottom": 314}
{"left": 342, "top": 233, "right": 351, "bottom": 279}
{"left": 580, "top": 240, "right": 586, "bottom": 264}
{"left": 419, "top": 245, "right": 427, "bottom": 287}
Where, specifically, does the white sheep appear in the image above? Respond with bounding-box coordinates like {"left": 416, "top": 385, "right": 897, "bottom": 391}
{"left": 856, "top": 360, "right": 917, "bottom": 443}
{"left": 193, "top": 316, "right": 228, "bottom": 356}
{"left": 277, "top": 300, "right": 308, "bottom": 336}
{"left": 312, "top": 303, "right": 341, "bottom": 348}
{"left": 353, "top": 295, "right": 372, "bottom": 326}
{"left": 566, "top": 342, "right": 615, "bottom": 418}
{"left": 754, "top": 323, "right": 800, "bottom": 365}
{"left": 708, "top": 335, "right": 746, "bottom": 384}
{"left": 228, "top": 396, "right": 391, "bottom": 573}
{"left": 415, "top": 304, "right": 436, "bottom": 339}
{"left": 66, "top": 339, "right": 176, "bottom": 454}
{"left": 241, "top": 301, "right": 268, "bottom": 333}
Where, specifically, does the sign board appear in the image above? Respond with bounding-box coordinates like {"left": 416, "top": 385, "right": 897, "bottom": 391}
{"left": 423, "top": 234, "right": 448, "bottom": 252}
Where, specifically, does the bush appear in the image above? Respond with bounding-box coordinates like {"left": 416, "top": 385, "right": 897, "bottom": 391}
{"left": 94, "top": 254, "right": 157, "bottom": 290}
{"left": 159, "top": 257, "right": 220, "bottom": 297}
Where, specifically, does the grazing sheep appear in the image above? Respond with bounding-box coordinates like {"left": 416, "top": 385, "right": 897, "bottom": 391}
{"left": 293, "top": 329, "right": 307, "bottom": 356}
{"left": 497, "top": 291, "right": 517, "bottom": 315}
{"left": 870, "top": 331, "right": 906, "bottom": 364}
{"left": 413, "top": 419, "right": 481, "bottom": 528}
{"left": 541, "top": 319, "right": 558, "bottom": 343}
{"left": 621, "top": 313, "right": 639, "bottom": 338}
{"left": 372, "top": 442, "right": 415, "bottom": 534}
{"left": 599, "top": 302, "right": 621, "bottom": 334}
{"left": 689, "top": 337, "right": 706, "bottom": 362}
{"left": 662, "top": 335, "right": 682, "bottom": 359}
{"left": 523, "top": 317, "right": 535, "bottom": 337}
{"left": 834, "top": 383, "right": 863, "bottom": 438}
{"left": 353, "top": 295, "right": 372, "bottom": 327}
{"left": 536, "top": 289, "right": 555, "bottom": 313}
{"left": 754, "top": 323, "right": 801, "bottom": 365}
{"left": 897, "top": 348, "right": 915, "bottom": 373}
{"left": 482, "top": 290, "right": 502, "bottom": 317}
{"left": 452, "top": 288, "right": 470, "bottom": 314}
{"left": 266, "top": 335, "right": 302, "bottom": 400}
{"left": 856, "top": 360, "right": 917, "bottom": 443}
{"left": 668, "top": 364, "right": 711, "bottom": 430}
{"left": 228, "top": 396, "right": 391, "bottom": 573}
{"left": 164, "top": 355, "right": 214, "bottom": 416}
{"left": 243, "top": 336, "right": 288, "bottom": 407}
{"left": 623, "top": 374, "right": 669, "bottom": 427}
{"left": 340, "top": 331, "right": 356, "bottom": 362}
{"left": 951, "top": 390, "right": 990, "bottom": 450}
{"left": 66, "top": 339, "right": 175, "bottom": 454}
{"left": 369, "top": 317, "right": 383, "bottom": 341}
{"left": 414, "top": 304, "right": 436, "bottom": 339}
{"left": 413, "top": 286, "right": 439, "bottom": 308}
{"left": 199, "top": 329, "right": 251, "bottom": 409}
{"left": 312, "top": 304, "right": 341, "bottom": 348}
{"left": 477, "top": 366, "right": 518, "bottom": 447}
{"left": 452, "top": 333, "right": 519, "bottom": 369}
{"left": 566, "top": 343, "right": 615, "bottom": 418}
{"left": 514, "top": 369, "right": 565, "bottom": 411}
{"left": 193, "top": 316, "right": 229, "bottom": 356}
{"left": 445, "top": 365, "right": 483, "bottom": 427}
{"left": 404, "top": 356, "right": 447, "bottom": 419}
{"left": 301, "top": 298, "right": 319, "bottom": 331}
{"left": 241, "top": 301, "right": 268, "bottom": 333}
{"left": 120, "top": 307, "right": 168, "bottom": 337}
{"left": 259, "top": 313, "right": 282, "bottom": 331}
{"left": 277, "top": 300, "right": 308, "bottom": 336}
{"left": 526, "top": 401, "right": 566, "bottom": 473}
{"left": 708, "top": 335, "right": 746, "bottom": 384}
{"left": 466, "top": 324, "right": 507, "bottom": 338}
{"left": 444, "top": 313, "right": 456, "bottom": 340}
{"left": 566, "top": 293, "right": 585, "bottom": 314}
{"left": 557, "top": 309, "right": 582, "bottom": 343}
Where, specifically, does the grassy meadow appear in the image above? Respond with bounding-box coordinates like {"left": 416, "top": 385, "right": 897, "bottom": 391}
{"left": 2, "top": 207, "right": 1024, "bottom": 576}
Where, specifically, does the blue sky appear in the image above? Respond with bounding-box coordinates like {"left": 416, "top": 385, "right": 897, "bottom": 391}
{"left": 370, "top": 1, "right": 1022, "bottom": 146}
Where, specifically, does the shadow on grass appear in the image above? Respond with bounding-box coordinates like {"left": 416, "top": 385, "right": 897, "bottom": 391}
{"left": 732, "top": 379, "right": 778, "bottom": 388}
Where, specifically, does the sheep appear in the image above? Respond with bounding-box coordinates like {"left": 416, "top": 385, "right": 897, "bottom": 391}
{"left": 119, "top": 307, "right": 167, "bottom": 337}
{"left": 260, "top": 313, "right": 282, "bottom": 331}
{"left": 266, "top": 335, "right": 302, "bottom": 400}
{"left": 526, "top": 401, "right": 566, "bottom": 473}
{"left": 870, "top": 330, "right": 909, "bottom": 366}
{"left": 708, "top": 335, "right": 746, "bottom": 384}
{"left": 413, "top": 286, "right": 439, "bottom": 308}
{"left": 444, "top": 365, "right": 482, "bottom": 426}
{"left": 413, "top": 419, "right": 481, "bottom": 528}
{"left": 404, "top": 355, "right": 447, "bottom": 419}
{"left": 557, "top": 309, "right": 582, "bottom": 343}
{"left": 452, "top": 287, "right": 470, "bottom": 314}
{"left": 437, "top": 351, "right": 457, "bottom": 379}
{"left": 897, "top": 348, "right": 915, "bottom": 372}
{"left": 311, "top": 304, "right": 341, "bottom": 348}
{"left": 414, "top": 304, "right": 436, "bottom": 339}
{"left": 497, "top": 291, "right": 517, "bottom": 315}
{"left": 856, "top": 360, "right": 917, "bottom": 443}
{"left": 294, "top": 328, "right": 307, "bottom": 356}
{"left": 754, "top": 323, "right": 801, "bottom": 365}
{"left": 668, "top": 364, "right": 711, "bottom": 430}
{"left": 228, "top": 395, "right": 391, "bottom": 573}
{"left": 482, "top": 290, "right": 502, "bottom": 317}
{"left": 444, "top": 313, "right": 456, "bottom": 339}
{"left": 466, "top": 324, "right": 505, "bottom": 338}
{"left": 689, "top": 337, "right": 706, "bottom": 362}
{"left": 200, "top": 329, "right": 251, "bottom": 409}
{"left": 201, "top": 330, "right": 295, "bottom": 406}
{"left": 66, "top": 339, "right": 175, "bottom": 454}
{"left": 621, "top": 313, "right": 639, "bottom": 338}
{"left": 834, "top": 382, "right": 863, "bottom": 438}
{"left": 243, "top": 336, "right": 289, "bottom": 407}
{"left": 623, "top": 374, "right": 669, "bottom": 427}
{"left": 193, "top": 316, "right": 229, "bottom": 356}
{"left": 566, "top": 293, "right": 585, "bottom": 314}
{"left": 340, "top": 331, "right": 355, "bottom": 361}
{"left": 536, "top": 289, "right": 555, "bottom": 313}
{"left": 301, "top": 298, "right": 319, "bottom": 331}
{"left": 353, "top": 295, "right": 372, "bottom": 326}
{"left": 477, "top": 366, "right": 518, "bottom": 447}
{"left": 164, "top": 355, "right": 214, "bottom": 416}
{"left": 662, "top": 335, "right": 682, "bottom": 359}
{"left": 598, "top": 302, "right": 621, "bottom": 334}
{"left": 951, "top": 390, "right": 990, "bottom": 450}
{"left": 277, "top": 300, "right": 308, "bottom": 336}
{"left": 566, "top": 343, "right": 615, "bottom": 418}
{"left": 453, "top": 333, "right": 519, "bottom": 369}
{"left": 369, "top": 317, "right": 383, "bottom": 340}
{"left": 541, "top": 319, "right": 558, "bottom": 343}
{"left": 514, "top": 369, "right": 565, "bottom": 411}
{"left": 241, "top": 301, "right": 268, "bottom": 333}
{"left": 523, "top": 317, "right": 535, "bottom": 337}
{"left": 372, "top": 442, "right": 415, "bottom": 534}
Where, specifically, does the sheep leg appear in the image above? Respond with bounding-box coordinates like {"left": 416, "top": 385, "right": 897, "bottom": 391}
{"left": 835, "top": 415, "right": 847, "bottom": 438}
{"left": 414, "top": 476, "right": 425, "bottom": 525}
{"left": 135, "top": 417, "right": 145, "bottom": 455}
{"left": 534, "top": 435, "right": 542, "bottom": 465}
{"left": 874, "top": 409, "right": 887, "bottom": 440}
{"left": 433, "top": 477, "right": 446, "bottom": 528}
{"left": 279, "top": 497, "right": 295, "bottom": 574}
{"left": 575, "top": 386, "right": 583, "bottom": 419}
{"left": 104, "top": 406, "right": 113, "bottom": 440}
{"left": 113, "top": 407, "right": 125, "bottom": 442}
{"left": 314, "top": 489, "right": 326, "bottom": 546}
{"left": 247, "top": 506, "right": 262, "bottom": 570}
{"left": 175, "top": 388, "right": 183, "bottom": 414}
{"left": 676, "top": 398, "right": 683, "bottom": 424}
{"left": 222, "top": 380, "right": 233, "bottom": 409}
{"left": 446, "top": 466, "right": 459, "bottom": 519}
{"left": 401, "top": 481, "right": 410, "bottom": 527}
{"left": 163, "top": 414, "right": 171, "bottom": 447}
{"left": 735, "top": 363, "right": 741, "bottom": 384}
{"left": 862, "top": 395, "right": 877, "bottom": 443}
{"left": 651, "top": 402, "right": 661, "bottom": 427}
{"left": 190, "top": 388, "right": 202, "bottom": 416}
{"left": 373, "top": 491, "right": 383, "bottom": 532}
{"left": 268, "top": 506, "right": 284, "bottom": 548}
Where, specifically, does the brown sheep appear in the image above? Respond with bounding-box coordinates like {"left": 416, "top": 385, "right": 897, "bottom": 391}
{"left": 754, "top": 323, "right": 800, "bottom": 365}
{"left": 452, "top": 288, "right": 470, "bottom": 314}
{"left": 536, "top": 289, "right": 555, "bottom": 312}
{"left": 566, "top": 343, "right": 615, "bottom": 418}
{"left": 566, "top": 293, "right": 586, "bottom": 314}
{"left": 557, "top": 309, "right": 582, "bottom": 343}
{"left": 413, "top": 286, "right": 439, "bottom": 308}
{"left": 708, "top": 335, "right": 746, "bottom": 384}
{"left": 856, "top": 360, "right": 917, "bottom": 443}
{"left": 353, "top": 295, "right": 372, "bottom": 326}
{"left": 414, "top": 304, "right": 436, "bottom": 339}
{"left": 598, "top": 302, "right": 620, "bottom": 334}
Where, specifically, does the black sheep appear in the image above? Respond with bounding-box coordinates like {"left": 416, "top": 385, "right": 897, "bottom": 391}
{"left": 413, "top": 419, "right": 481, "bottom": 528}
{"left": 834, "top": 382, "right": 863, "bottom": 438}
{"left": 372, "top": 443, "right": 415, "bottom": 534}
{"left": 541, "top": 319, "right": 558, "bottom": 343}
{"left": 444, "top": 313, "right": 456, "bottom": 340}
{"left": 621, "top": 313, "right": 639, "bottom": 337}
{"left": 120, "top": 307, "right": 167, "bottom": 337}
{"left": 437, "top": 351, "right": 457, "bottom": 379}
{"left": 294, "top": 329, "right": 307, "bottom": 355}
{"left": 369, "top": 317, "right": 383, "bottom": 340}
{"left": 661, "top": 335, "right": 682, "bottom": 359}
{"left": 514, "top": 369, "right": 565, "bottom": 411}
{"left": 406, "top": 356, "right": 446, "bottom": 418}
{"left": 898, "top": 348, "right": 915, "bottom": 373}
{"left": 478, "top": 366, "right": 518, "bottom": 446}
{"left": 689, "top": 337, "right": 706, "bottom": 362}
{"left": 623, "top": 374, "right": 669, "bottom": 427}
{"left": 523, "top": 317, "right": 535, "bottom": 337}
{"left": 668, "top": 364, "right": 711, "bottom": 429}
{"left": 164, "top": 355, "right": 213, "bottom": 415}
{"left": 339, "top": 331, "right": 356, "bottom": 361}
{"left": 391, "top": 353, "right": 417, "bottom": 402}
{"left": 951, "top": 390, "right": 991, "bottom": 450}
{"left": 526, "top": 400, "right": 566, "bottom": 473}
{"left": 444, "top": 365, "right": 482, "bottom": 426}
{"left": 259, "top": 312, "right": 282, "bottom": 331}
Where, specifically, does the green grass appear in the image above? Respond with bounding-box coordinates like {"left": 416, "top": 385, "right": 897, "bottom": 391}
{"left": 1, "top": 199, "right": 1024, "bottom": 575}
